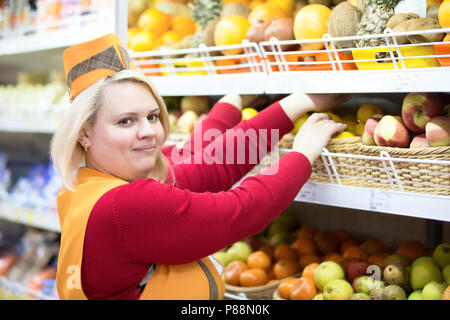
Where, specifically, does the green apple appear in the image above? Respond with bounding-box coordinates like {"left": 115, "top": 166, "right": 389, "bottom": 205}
{"left": 313, "top": 293, "right": 324, "bottom": 300}
{"left": 226, "top": 241, "right": 252, "bottom": 262}
{"left": 323, "top": 279, "right": 354, "bottom": 300}
{"left": 432, "top": 243, "right": 450, "bottom": 269}
{"left": 422, "top": 281, "right": 446, "bottom": 300}
{"left": 353, "top": 276, "right": 376, "bottom": 294}
{"left": 408, "top": 290, "right": 423, "bottom": 300}
{"left": 350, "top": 293, "right": 370, "bottom": 300}
{"left": 382, "top": 284, "right": 407, "bottom": 300}
{"left": 313, "top": 261, "right": 345, "bottom": 291}
{"left": 213, "top": 251, "right": 230, "bottom": 267}
{"left": 412, "top": 256, "right": 440, "bottom": 270}
{"left": 410, "top": 261, "right": 442, "bottom": 290}
{"left": 442, "top": 264, "right": 450, "bottom": 285}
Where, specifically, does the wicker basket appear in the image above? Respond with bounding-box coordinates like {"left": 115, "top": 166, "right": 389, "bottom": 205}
{"left": 279, "top": 135, "right": 363, "bottom": 185}
{"left": 354, "top": 144, "right": 450, "bottom": 195}
{"left": 225, "top": 273, "right": 300, "bottom": 300}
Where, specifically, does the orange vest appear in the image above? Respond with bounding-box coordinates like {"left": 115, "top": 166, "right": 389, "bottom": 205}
{"left": 56, "top": 167, "right": 225, "bottom": 300}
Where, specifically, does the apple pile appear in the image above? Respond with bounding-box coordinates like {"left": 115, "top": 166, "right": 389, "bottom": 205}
{"left": 362, "top": 92, "right": 450, "bottom": 148}
{"left": 272, "top": 226, "right": 450, "bottom": 300}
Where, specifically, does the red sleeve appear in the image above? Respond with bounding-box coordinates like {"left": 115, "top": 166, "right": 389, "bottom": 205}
{"left": 161, "top": 102, "right": 242, "bottom": 165}
{"left": 92, "top": 151, "right": 311, "bottom": 266}
{"left": 167, "top": 101, "right": 294, "bottom": 193}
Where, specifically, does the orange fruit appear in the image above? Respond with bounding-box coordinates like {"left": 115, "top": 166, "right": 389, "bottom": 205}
{"left": 240, "top": 268, "right": 269, "bottom": 287}
{"left": 248, "top": 3, "right": 288, "bottom": 25}
{"left": 171, "top": 16, "right": 196, "bottom": 37}
{"left": 360, "top": 238, "right": 386, "bottom": 255}
{"left": 268, "top": 279, "right": 280, "bottom": 284}
{"left": 138, "top": 8, "right": 172, "bottom": 36}
{"left": 293, "top": 4, "right": 331, "bottom": 50}
{"left": 248, "top": 0, "right": 264, "bottom": 10}
{"left": 289, "top": 277, "right": 317, "bottom": 300}
{"left": 342, "top": 246, "right": 369, "bottom": 261}
{"left": 160, "top": 31, "right": 183, "bottom": 46}
{"left": 214, "top": 15, "right": 251, "bottom": 55}
{"left": 267, "top": 268, "right": 276, "bottom": 280}
{"left": 274, "top": 243, "right": 298, "bottom": 261}
{"left": 260, "top": 245, "right": 275, "bottom": 260}
{"left": 368, "top": 252, "right": 390, "bottom": 267}
{"left": 297, "top": 228, "right": 319, "bottom": 241}
{"left": 330, "top": 229, "right": 351, "bottom": 244}
{"left": 267, "top": 0, "right": 295, "bottom": 16}
{"left": 224, "top": 260, "right": 248, "bottom": 286}
{"left": 340, "top": 239, "right": 359, "bottom": 254}
{"left": 247, "top": 250, "right": 272, "bottom": 272}
{"left": 129, "top": 30, "right": 158, "bottom": 52}
{"left": 291, "top": 238, "right": 316, "bottom": 257}
{"left": 273, "top": 259, "right": 299, "bottom": 279}
{"left": 298, "top": 254, "right": 322, "bottom": 271}
{"left": 314, "top": 231, "right": 340, "bottom": 255}
{"left": 439, "top": 0, "right": 450, "bottom": 28}
{"left": 396, "top": 241, "right": 425, "bottom": 262}
{"left": 277, "top": 277, "right": 298, "bottom": 299}
{"left": 301, "top": 262, "right": 319, "bottom": 280}
{"left": 442, "top": 285, "right": 450, "bottom": 300}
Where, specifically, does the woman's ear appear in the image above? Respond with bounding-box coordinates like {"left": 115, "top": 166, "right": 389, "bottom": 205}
{"left": 78, "top": 127, "right": 90, "bottom": 151}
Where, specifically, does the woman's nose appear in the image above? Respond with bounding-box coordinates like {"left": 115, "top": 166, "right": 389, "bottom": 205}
{"left": 137, "top": 119, "right": 156, "bottom": 139}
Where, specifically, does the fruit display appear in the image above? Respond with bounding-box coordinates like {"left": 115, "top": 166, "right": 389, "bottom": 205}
{"left": 270, "top": 224, "right": 450, "bottom": 300}
{"left": 361, "top": 92, "right": 450, "bottom": 148}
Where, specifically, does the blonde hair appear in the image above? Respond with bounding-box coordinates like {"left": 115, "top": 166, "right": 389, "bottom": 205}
{"left": 51, "top": 69, "right": 172, "bottom": 190}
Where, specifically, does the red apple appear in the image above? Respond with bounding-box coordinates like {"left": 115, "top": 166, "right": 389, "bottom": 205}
{"left": 409, "top": 133, "right": 430, "bottom": 148}
{"left": 374, "top": 115, "right": 410, "bottom": 148}
{"left": 425, "top": 116, "right": 450, "bottom": 147}
{"left": 362, "top": 114, "right": 383, "bottom": 145}
{"left": 346, "top": 258, "right": 370, "bottom": 282}
{"left": 401, "top": 92, "right": 444, "bottom": 133}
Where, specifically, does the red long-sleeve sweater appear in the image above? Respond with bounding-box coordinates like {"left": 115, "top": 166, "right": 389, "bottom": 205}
{"left": 81, "top": 101, "right": 312, "bottom": 299}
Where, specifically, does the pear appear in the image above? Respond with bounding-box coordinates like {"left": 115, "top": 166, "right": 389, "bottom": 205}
{"left": 369, "top": 287, "right": 383, "bottom": 300}
{"left": 350, "top": 292, "right": 370, "bottom": 300}
{"left": 383, "top": 263, "right": 408, "bottom": 287}
{"left": 382, "top": 284, "right": 407, "bottom": 300}
{"left": 410, "top": 261, "right": 442, "bottom": 291}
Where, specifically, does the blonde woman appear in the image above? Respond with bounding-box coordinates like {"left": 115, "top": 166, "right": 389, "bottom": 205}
{"left": 52, "top": 34, "right": 349, "bottom": 300}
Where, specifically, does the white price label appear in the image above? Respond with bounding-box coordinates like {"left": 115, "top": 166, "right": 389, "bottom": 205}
{"left": 369, "top": 190, "right": 392, "bottom": 212}
{"left": 296, "top": 183, "right": 317, "bottom": 202}
{"left": 395, "top": 0, "right": 427, "bottom": 17}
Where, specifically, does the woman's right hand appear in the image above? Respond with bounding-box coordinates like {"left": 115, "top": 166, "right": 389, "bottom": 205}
{"left": 292, "top": 113, "right": 347, "bottom": 165}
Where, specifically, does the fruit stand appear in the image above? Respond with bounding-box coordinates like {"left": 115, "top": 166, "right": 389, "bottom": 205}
{"left": 0, "top": 0, "right": 448, "bottom": 301}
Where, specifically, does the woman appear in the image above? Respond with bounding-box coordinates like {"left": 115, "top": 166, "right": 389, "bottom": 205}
{"left": 51, "top": 34, "right": 348, "bottom": 300}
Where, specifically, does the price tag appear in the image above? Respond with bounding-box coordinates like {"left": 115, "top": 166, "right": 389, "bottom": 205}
{"left": 395, "top": 0, "right": 427, "bottom": 17}
{"left": 296, "top": 183, "right": 317, "bottom": 202}
{"left": 369, "top": 190, "right": 392, "bottom": 212}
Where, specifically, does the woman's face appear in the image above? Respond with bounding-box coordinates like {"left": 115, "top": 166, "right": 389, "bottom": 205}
{"left": 81, "top": 81, "right": 165, "bottom": 181}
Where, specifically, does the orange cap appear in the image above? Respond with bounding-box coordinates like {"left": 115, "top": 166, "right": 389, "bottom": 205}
{"left": 63, "top": 33, "right": 134, "bottom": 100}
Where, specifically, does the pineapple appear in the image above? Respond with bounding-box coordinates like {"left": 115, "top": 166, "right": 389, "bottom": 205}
{"left": 356, "top": 0, "right": 402, "bottom": 47}
{"left": 188, "top": 0, "right": 223, "bottom": 48}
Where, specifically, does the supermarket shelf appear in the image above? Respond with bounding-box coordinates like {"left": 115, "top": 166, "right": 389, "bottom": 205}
{"left": 294, "top": 182, "right": 450, "bottom": 222}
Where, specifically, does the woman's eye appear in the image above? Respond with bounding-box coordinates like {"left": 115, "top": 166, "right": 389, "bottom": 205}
{"left": 119, "top": 118, "right": 132, "bottom": 126}
{"left": 148, "top": 114, "right": 159, "bottom": 123}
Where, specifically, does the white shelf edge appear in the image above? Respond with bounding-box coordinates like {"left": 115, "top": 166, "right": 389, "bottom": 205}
{"left": 295, "top": 181, "right": 450, "bottom": 222}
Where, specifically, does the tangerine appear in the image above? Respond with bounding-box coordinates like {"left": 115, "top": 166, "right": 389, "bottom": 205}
{"left": 224, "top": 260, "right": 248, "bottom": 286}
{"left": 396, "top": 241, "right": 425, "bottom": 262}
{"left": 314, "top": 231, "right": 340, "bottom": 255}
{"left": 301, "top": 262, "right": 319, "bottom": 280}
{"left": 340, "top": 239, "right": 359, "bottom": 254}
{"left": 296, "top": 228, "right": 319, "bottom": 240}
{"left": 277, "top": 278, "right": 298, "bottom": 299}
{"left": 330, "top": 229, "right": 351, "bottom": 243}
{"left": 240, "top": 268, "right": 269, "bottom": 287}
{"left": 274, "top": 243, "right": 298, "bottom": 261}
{"left": 342, "top": 246, "right": 369, "bottom": 261}
{"left": 247, "top": 250, "right": 272, "bottom": 272}
{"left": 171, "top": 16, "right": 196, "bottom": 37}
{"left": 323, "top": 252, "right": 346, "bottom": 269}
{"left": 289, "top": 277, "right": 317, "bottom": 300}
{"left": 360, "top": 238, "right": 386, "bottom": 255}
{"left": 260, "top": 245, "right": 275, "bottom": 260}
{"left": 291, "top": 238, "right": 316, "bottom": 257}
{"left": 138, "top": 8, "right": 172, "bottom": 36}
{"left": 298, "top": 254, "right": 322, "bottom": 271}
{"left": 368, "top": 252, "right": 390, "bottom": 267}
{"left": 273, "top": 259, "right": 299, "bottom": 279}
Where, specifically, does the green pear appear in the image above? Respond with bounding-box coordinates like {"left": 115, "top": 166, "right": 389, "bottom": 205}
{"left": 383, "top": 263, "right": 408, "bottom": 287}
{"left": 323, "top": 279, "right": 354, "bottom": 300}
{"left": 408, "top": 290, "right": 423, "bottom": 300}
{"left": 410, "top": 261, "right": 442, "bottom": 290}
{"left": 314, "top": 261, "right": 346, "bottom": 291}
{"left": 350, "top": 293, "right": 370, "bottom": 300}
{"left": 442, "top": 264, "right": 450, "bottom": 285}
{"left": 422, "top": 281, "right": 446, "bottom": 300}
{"left": 433, "top": 243, "right": 450, "bottom": 269}
{"left": 382, "top": 284, "right": 407, "bottom": 300}
{"left": 412, "top": 256, "right": 440, "bottom": 270}
{"left": 213, "top": 251, "right": 230, "bottom": 267}
{"left": 226, "top": 241, "right": 252, "bottom": 262}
